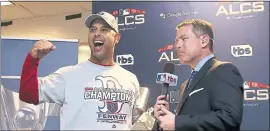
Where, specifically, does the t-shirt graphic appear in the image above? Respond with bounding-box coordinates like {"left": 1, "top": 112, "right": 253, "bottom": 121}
{"left": 84, "top": 75, "right": 133, "bottom": 125}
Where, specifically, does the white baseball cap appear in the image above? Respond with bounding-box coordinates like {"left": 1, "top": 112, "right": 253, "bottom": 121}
{"left": 85, "top": 11, "right": 119, "bottom": 33}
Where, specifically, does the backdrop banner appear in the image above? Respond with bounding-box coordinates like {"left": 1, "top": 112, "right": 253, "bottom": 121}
{"left": 92, "top": 1, "right": 269, "bottom": 130}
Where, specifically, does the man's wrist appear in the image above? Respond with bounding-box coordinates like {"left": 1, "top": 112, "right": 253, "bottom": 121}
{"left": 26, "top": 52, "right": 40, "bottom": 65}
{"left": 29, "top": 49, "right": 38, "bottom": 59}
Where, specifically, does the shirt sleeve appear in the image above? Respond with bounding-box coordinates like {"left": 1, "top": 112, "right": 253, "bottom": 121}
{"left": 19, "top": 53, "right": 66, "bottom": 106}
{"left": 38, "top": 67, "right": 66, "bottom": 105}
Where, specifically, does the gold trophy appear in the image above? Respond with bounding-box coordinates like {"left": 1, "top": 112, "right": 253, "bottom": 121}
{"left": 132, "top": 87, "right": 156, "bottom": 130}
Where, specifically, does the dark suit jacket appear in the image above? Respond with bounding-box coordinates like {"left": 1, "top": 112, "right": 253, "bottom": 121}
{"left": 174, "top": 57, "right": 244, "bottom": 131}
{"left": 155, "top": 57, "right": 244, "bottom": 131}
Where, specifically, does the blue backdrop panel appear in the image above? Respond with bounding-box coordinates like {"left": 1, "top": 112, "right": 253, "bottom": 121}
{"left": 92, "top": 1, "right": 269, "bottom": 130}
{"left": 1, "top": 37, "right": 78, "bottom": 130}
{"left": 1, "top": 38, "right": 78, "bottom": 77}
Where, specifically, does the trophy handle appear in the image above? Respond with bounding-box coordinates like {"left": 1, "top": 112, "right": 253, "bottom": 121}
{"left": 1, "top": 84, "right": 16, "bottom": 130}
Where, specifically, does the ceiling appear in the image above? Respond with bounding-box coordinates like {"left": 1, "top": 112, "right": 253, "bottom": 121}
{"left": 1, "top": 1, "right": 92, "bottom": 22}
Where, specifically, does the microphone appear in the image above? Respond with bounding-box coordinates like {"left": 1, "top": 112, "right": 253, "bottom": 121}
{"left": 156, "top": 62, "right": 177, "bottom": 101}
{"left": 155, "top": 63, "right": 178, "bottom": 131}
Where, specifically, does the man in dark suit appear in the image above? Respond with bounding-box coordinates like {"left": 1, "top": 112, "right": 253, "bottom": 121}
{"left": 154, "top": 19, "right": 244, "bottom": 131}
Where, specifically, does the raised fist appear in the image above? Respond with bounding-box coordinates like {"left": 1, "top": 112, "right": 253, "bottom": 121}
{"left": 30, "top": 40, "right": 56, "bottom": 59}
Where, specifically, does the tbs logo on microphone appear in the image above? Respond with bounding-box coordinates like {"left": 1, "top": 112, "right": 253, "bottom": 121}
{"left": 156, "top": 73, "right": 178, "bottom": 86}
{"left": 231, "top": 45, "right": 253, "bottom": 57}
{"left": 116, "top": 54, "right": 134, "bottom": 65}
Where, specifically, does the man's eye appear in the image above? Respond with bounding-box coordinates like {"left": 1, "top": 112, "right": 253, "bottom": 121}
{"left": 90, "top": 28, "right": 96, "bottom": 32}
{"left": 102, "top": 28, "right": 109, "bottom": 32}
{"left": 182, "top": 38, "right": 188, "bottom": 40}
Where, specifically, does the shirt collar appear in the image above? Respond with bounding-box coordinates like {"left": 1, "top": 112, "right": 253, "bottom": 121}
{"left": 193, "top": 54, "right": 215, "bottom": 72}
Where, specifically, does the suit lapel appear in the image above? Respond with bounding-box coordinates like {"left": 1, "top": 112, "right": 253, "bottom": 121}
{"left": 177, "top": 58, "right": 217, "bottom": 113}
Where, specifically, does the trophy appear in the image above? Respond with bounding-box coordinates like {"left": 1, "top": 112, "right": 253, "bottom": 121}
{"left": 132, "top": 87, "right": 157, "bottom": 130}
{"left": 137, "top": 87, "right": 150, "bottom": 112}
{"left": 0, "top": 84, "right": 49, "bottom": 130}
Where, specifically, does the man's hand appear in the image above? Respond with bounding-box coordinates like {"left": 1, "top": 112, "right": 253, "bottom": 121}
{"left": 30, "top": 40, "right": 56, "bottom": 59}
{"left": 154, "top": 95, "right": 169, "bottom": 119}
{"left": 158, "top": 106, "right": 175, "bottom": 131}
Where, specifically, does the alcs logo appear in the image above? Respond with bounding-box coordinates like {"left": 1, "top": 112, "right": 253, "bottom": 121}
{"left": 216, "top": 1, "right": 264, "bottom": 15}
{"left": 158, "top": 44, "right": 179, "bottom": 62}
{"left": 216, "top": 1, "right": 265, "bottom": 20}
{"left": 116, "top": 54, "right": 134, "bottom": 66}
{"left": 112, "top": 8, "right": 145, "bottom": 31}
{"left": 231, "top": 45, "right": 252, "bottom": 57}
{"left": 244, "top": 81, "right": 269, "bottom": 101}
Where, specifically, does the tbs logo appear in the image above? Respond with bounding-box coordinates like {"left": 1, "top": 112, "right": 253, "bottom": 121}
{"left": 231, "top": 45, "right": 252, "bottom": 57}
{"left": 116, "top": 54, "right": 134, "bottom": 65}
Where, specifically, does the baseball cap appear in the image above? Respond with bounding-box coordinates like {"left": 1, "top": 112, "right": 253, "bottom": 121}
{"left": 85, "top": 11, "right": 119, "bottom": 33}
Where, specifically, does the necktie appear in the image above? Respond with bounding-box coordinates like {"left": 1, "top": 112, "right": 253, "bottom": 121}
{"left": 176, "top": 70, "right": 198, "bottom": 114}
{"left": 187, "top": 70, "right": 197, "bottom": 89}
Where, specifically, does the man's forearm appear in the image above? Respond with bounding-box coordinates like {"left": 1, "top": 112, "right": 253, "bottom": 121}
{"left": 19, "top": 53, "right": 40, "bottom": 105}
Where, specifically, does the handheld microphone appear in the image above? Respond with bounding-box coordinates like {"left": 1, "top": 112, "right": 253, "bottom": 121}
{"left": 156, "top": 62, "right": 177, "bottom": 101}
{"left": 154, "top": 63, "right": 177, "bottom": 131}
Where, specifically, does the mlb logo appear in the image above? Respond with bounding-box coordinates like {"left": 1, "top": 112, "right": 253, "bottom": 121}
{"left": 243, "top": 81, "right": 251, "bottom": 89}
{"left": 97, "top": 12, "right": 105, "bottom": 16}
{"left": 156, "top": 73, "right": 166, "bottom": 82}
{"left": 119, "top": 9, "right": 130, "bottom": 16}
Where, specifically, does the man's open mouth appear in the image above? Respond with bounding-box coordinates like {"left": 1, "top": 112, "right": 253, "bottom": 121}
{"left": 94, "top": 40, "right": 104, "bottom": 47}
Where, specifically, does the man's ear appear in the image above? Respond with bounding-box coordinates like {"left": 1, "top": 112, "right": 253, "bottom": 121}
{"left": 114, "top": 33, "right": 121, "bottom": 44}
{"left": 200, "top": 35, "right": 209, "bottom": 48}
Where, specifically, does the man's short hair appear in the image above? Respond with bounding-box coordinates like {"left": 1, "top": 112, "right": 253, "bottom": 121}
{"left": 176, "top": 19, "right": 214, "bottom": 52}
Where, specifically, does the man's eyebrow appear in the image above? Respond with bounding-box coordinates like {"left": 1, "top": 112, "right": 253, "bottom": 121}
{"left": 89, "top": 25, "right": 96, "bottom": 28}
{"left": 178, "top": 35, "right": 188, "bottom": 39}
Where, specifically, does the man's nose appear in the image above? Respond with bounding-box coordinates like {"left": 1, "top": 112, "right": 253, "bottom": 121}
{"left": 94, "top": 30, "right": 101, "bottom": 37}
{"left": 174, "top": 43, "right": 181, "bottom": 50}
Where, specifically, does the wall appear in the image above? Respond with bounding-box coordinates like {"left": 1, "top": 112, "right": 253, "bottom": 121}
{"left": 1, "top": 10, "right": 91, "bottom": 63}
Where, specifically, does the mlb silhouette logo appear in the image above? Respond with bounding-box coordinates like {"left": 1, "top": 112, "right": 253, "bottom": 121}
{"left": 156, "top": 74, "right": 166, "bottom": 82}
{"left": 97, "top": 12, "right": 105, "bottom": 16}
{"left": 243, "top": 81, "right": 250, "bottom": 89}
{"left": 119, "top": 9, "right": 130, "bottom": 16}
